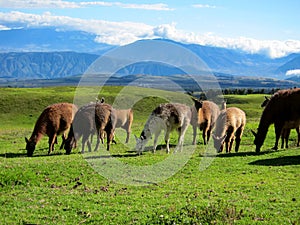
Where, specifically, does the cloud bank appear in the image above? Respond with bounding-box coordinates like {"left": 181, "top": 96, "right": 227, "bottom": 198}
{"left": 0, "top": 11, "right": 300, "bottom": 58}
{"left": 0, "top": 0, "right": 174, "bottom": 11}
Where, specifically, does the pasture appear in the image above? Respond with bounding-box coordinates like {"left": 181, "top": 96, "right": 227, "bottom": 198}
{"left": 0, "top": 86, "right": 299, "bottom": 224}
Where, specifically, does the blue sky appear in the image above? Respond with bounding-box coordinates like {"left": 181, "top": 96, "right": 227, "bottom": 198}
{"left": 0, "top": 0, "right": 300, "bottom": 57}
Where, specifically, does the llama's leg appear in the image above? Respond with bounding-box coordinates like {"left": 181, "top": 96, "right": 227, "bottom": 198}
{"left": 60, "top": 133, "right": 66, "bottom": 150}
{"left": 176, "top": 123, "right": 189, "bottom": 152}
{"left": 273, "top": 122, "right": 284, "bottom": 150}
{"left": 82, "top": 134, "right": 91, "bottom": 153}
{"left": 94, "top": 131, "right": 100, "bottom": 151}
{"left": 125, "top": 126, "right": 131, "bottom": 144}
{"left": 280, "top": 131, "right": 285, "bottom": 149}
{"left": 225, "top": 140, "right": 229, "bottom": 153}
{"left": 164, "top": 130, "right": 171, "bottom": 154}
{"left": 225, "top": 128, "right": 233, "bottom": 153}
{"left": 297, "top": 127, "right": 300, "bottom": 147}
{"left": 153, "top": 130, "right": 162, "bottom": 153}
{"left": 106, "top": 129, "right": 114, "bottom": 151}
{"left": 228, "top": 136, "right": 235, "bottom": 153}
{"left": 285, "top": 129, "right": 291, "bottom": 149}
{"left": 48, "top": 134, "right": 57, "bottom": 155}
{"left": 206, "top": 128, "right": 212, "bottom": 144}
{"left": 204, "top": 121, "right": 211, "bottom": 144}
{"left": 192, "top": 124, "right": 197, "bottom": 145}
{"left": 235, "top": 127, "right": 244, "bottom": 152}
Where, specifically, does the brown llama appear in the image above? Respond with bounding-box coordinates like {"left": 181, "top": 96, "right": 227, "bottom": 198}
{"left": 258, "top": 94, "right": 300, "bottom": 149}
{"left": 252, "top": 88, "right": 300, "bottom": 152}
{"left": 135, "top": 103, "right": 191, "bottom": 154}
{"left": 213, "top": 107, "right": 246, "bottom": 153}
{"left": 25, "top": 103, "right": 78, "bottom": 157}
{"left": 64, "top": 103, "right": 116, "bottom": 154}
{"left": 191, "top": 98, "right": 220, "bottom": 145}
{"left": 115, "top": 108, "right": 134, "bottom": 143}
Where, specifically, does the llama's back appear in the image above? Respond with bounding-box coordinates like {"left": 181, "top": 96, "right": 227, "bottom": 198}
{"left": 95, "top": 103, "right": 115, "bottom": 131}
{"left": 198, "top": 101, "right": 220, "bottom": 127}
{"left": 215, "top": 107, "right": 246, "bottom": 137}
{"left": 33, "top": 103, "right": 77, "bottom": 136}
{"left": 153, "top": 103, "right": 191, "bottom": 128}
{"left": 264, "top": 88, "right": 300, "bottom": 122}
{"left": 115, "top": 109, "right": 133, "bottom": 128}
{"left": 72, "top": 103, "right": 97, "bottom": 136}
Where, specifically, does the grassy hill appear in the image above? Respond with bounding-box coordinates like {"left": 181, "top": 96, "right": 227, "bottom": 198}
{"left": 0, "top": 86, "right": 299, "bottom": 224}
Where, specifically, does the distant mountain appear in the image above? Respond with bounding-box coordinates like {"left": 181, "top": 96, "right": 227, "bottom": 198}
{"left": 0, "top": 52, "right": 99, "bottom": 79}
{"left": 1, "top": 28, "right": 300, "bottom": 82}
{"left": 276, "top": 55, "right": 300, "bottom": 75}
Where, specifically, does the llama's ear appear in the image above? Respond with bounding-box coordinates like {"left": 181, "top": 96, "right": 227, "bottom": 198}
{"left": 251, "top": 130, "right": 257, "bottom": 137}
{"left": 25, "top": 137, "right": 29, "bottom": 143}
{"left": 264, "top": 96, "right": 269, "bottom": 100}
{"left": 191, "top": 97, "right": 202, "bottom": 110}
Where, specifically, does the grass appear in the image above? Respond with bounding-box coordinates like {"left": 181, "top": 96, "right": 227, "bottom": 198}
{"left": 0, "top": 87, "right": 300, "bottom": 224}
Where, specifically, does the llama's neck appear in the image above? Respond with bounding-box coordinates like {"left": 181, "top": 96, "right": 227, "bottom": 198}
{"left": 142, "top": 114, "right": 164, "bottom": 140}
{"left": 29, "top": 131, "right": 44, "bottom": 144}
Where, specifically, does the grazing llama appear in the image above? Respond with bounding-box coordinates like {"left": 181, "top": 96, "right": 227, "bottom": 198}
{"left": 255, "top": 92, "right": 300, "bottom": 151}
{"left": 64, "top": 103, "right": 116, "bottom": 154}
{"left": 191, "top": 99, "right": 221, "bottom": 145}
{"left": 213, "top": 107, "right": 246, "bottom": 153}
{"left": 261, "top": 96, "right": 300, "bottom": 148}
{"left": 135, "top": 103, "right": 191, "bottom": 154}
{"left": 25, "top": 103, "right": 78, "bottom": 156}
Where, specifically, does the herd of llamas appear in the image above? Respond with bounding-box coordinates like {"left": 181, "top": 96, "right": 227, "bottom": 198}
{"left": 25, "top": 87, "right": 300, "bottom": 157}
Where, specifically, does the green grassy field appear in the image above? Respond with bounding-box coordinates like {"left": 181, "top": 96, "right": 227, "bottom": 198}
{"left": 0, "top": 86, "right": 299, "bottom": 224}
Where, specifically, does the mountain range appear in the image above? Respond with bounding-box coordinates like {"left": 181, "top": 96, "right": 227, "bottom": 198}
{"left": 1, "top": 28, "right": 300, "bottom": 87}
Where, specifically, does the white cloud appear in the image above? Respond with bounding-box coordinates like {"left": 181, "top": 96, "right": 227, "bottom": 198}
{"left": 286, "top": 69, "right": 300, "bottom": 76}
{"left": 0, "top": 0, "right": 174, "bottom": 11}
{"left": 0, "top": 24, "right": 11, "bottom": 30}
{"left": 0, "top": 11, "right": 300, "bottom": 58}
{"left": 192, "top": 4, "right": 216, "bottom": 9}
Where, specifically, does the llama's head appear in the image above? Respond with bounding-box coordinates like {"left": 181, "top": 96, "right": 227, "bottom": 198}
{"left": 212, "top": 134, "right": 226, "bottom": 153}
{"left": 25, "top": 137, "right": 36, "bottom": 157}
{"left": 251, "top": 130, "right": 264, "bottom": 153}
{"left": 64, "top": 136, "right": 76, "bottom": 154}
{"left": 135, "top": 130, "right": 149, "bottom": 154}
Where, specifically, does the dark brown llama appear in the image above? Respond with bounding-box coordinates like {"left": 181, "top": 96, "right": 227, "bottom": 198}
{"left": 25, "top": 103, "right": 78, "bottom": 156}
{"left": 260, "top": 95, "right": 300, "bottom": 149}
{"left": 252, "top": 88, "right": 300, "bottom": 152}
{"left": 64, "top": 103, "right": 116, "bottom": 154}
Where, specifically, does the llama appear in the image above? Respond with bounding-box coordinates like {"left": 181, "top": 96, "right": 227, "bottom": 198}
{"left": 213, "top": 107, "right": 246, "bottom": 153}
{"left": 252, "top": 88, "right": 300, "bottom": 152}
{"left": 115, "top": 108, "right": 134, "bottom": 143}
{"left": 64, "top": 103, "right": 116, "bottom": 154}
{"left": 25, "top": 103, "right": 78, "bottom": 157}
{"left": 191, "top": 99, "right": 220, "bottom": 145}
{"left": 257, "top": 93, "right": 300, "bottom": 150}
{"left": 135, "top": 103, "right": 191, "bottom": 154}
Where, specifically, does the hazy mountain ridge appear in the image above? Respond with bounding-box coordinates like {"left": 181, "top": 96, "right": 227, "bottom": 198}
{"left": 0, "top": 52, "right": 99, "bottom": 79}
{"left": 1, "top": 28, "right": 300, "bottom": 81}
